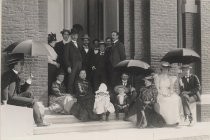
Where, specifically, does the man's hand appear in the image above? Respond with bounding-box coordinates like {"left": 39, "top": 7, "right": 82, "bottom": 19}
{"left": 67, "top": 67, "right": 71, "bottom": 73}
{"left": 130, "top": 87, "right": 135, "bottom": 92}
{"left": 92, "top": 66, "right": 96, "bottom": 70}
{"left": 182, "top": 91, "right": 191, "bottom": 95}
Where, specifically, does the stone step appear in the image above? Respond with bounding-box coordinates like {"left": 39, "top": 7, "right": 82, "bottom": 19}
{"left": 33, "top": 120, "right": 134, "bottom": 135}
{"left": 44, "top": 113, "right": 126, "bottom": 124}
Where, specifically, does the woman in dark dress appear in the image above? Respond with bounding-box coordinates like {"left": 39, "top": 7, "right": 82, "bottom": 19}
{"left": 70, "top": 70, "right": 98, "bottom": 121}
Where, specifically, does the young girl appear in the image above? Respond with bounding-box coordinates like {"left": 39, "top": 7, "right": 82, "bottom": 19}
{"left": 93, "top": 83, "right": 115, "bottom": 121}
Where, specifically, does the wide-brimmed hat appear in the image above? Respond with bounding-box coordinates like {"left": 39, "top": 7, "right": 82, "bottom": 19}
{"left": 7, "top": 53, "right": 24, "bottom": 66}
{"left": 181, "top": 65, "right": 192, "bottom": 69}
{"left": 114, "top": 85, "right": 129, "bottom": 94}
{"left": 70, "top": 28, "right": 79, "bottom": 35}
{"left": 81, "top": 34, "right": 90, "bottom": 40}
{"left": 161, "top": 61, "right": 171, "bottom": 68}
{"left": 95, "top": 83, "right": 109, "bottom": 94}
{"left": 60, "top": 29, "right": 71, "bottom": 35}
{"left": 48, "top": 33, "right": 57, "bottom": 43}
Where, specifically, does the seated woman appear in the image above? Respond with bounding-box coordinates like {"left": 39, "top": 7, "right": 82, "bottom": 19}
{"left": 154, "top": 62, "right": 183, "bottom": 125}
{"left": 70, "top": 69, "right": 98, "bottom": 121}
{"left": 48, "top": 71, "right": 76, "bottom": 114}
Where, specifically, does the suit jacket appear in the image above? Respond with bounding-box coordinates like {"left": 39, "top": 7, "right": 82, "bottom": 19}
{"left": 54, "top": 41, "right": 66, "bottom": 70}
{"left": 90, "top": 51, "right": 106, "bottom": 72}
{"left": 181, "top": 74, "right": 201, "bottom": 97}
{"left": 80, "top": 46, "right": 93, "bottom": 71}
{"left": 109, "top": 41, "right": 126, "bottom": 67}
{"left": 1, "top": 70, "right": 32, "bottom": 105}
{"left": 64, "top": 41, "right": 82, "bottom": 69}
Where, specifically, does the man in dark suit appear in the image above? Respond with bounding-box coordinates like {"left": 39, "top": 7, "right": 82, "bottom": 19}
{"left": 80, "top": 34, "right": 93, "bottom": 81}
{"left": 90, "top": 41, "right": 107, "bottom": 92}
{"left": 64, "top": 28, "right": 82, "bottom": 94}
{"left": 108, "top": 31, "right": 126, "bottom": 89}
{"left": 114, "top": 73, "right": 138, "bottom": 120}
{"left": 179, "top": 65, "right": 201, "bottom": 124}
{"left": 1, "top": 53, "right": 48, "bottom": 127}
{"left": 54, "top": 29, "right": 71, "bottom": 72}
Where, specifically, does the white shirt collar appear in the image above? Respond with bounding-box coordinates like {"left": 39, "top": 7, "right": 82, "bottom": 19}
{"left": 113, "top": 40, "right": 118, "bottom": 44}
{"left": 56, "top": 80, "right": 61, "bottom": 84}
{"left": 12, "top": 69, "right": 18, "bottom": 74}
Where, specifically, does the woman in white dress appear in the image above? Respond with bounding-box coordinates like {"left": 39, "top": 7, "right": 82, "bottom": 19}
{"left": 154, "top": 62, "right": 183, "bottom": 125}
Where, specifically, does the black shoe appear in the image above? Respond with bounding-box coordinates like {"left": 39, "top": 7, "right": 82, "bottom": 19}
{"left": 36, "top": 122, "right": 50, "bottom": 127}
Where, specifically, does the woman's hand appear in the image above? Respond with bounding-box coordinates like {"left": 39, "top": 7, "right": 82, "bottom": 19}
{"left": 67, "top": 67, "right": 71, "bottom": 73}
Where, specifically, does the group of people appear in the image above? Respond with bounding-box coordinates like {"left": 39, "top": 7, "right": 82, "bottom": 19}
{"left": 1, "top": 25, "right": 201, "bottom": 128}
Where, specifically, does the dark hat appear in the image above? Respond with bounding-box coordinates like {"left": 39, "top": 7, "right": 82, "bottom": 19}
{"left": 161, "top": 61, "right": 171, "bottom": 67}
{"left": 70, "top": 28, "right": 78, "bottom": 35}
{"left": 81, "top": 34, "right": 90, "bottom": 40}
{"left": 57, "top": 69, "right": 65, "bottom": 76}
{"left": 48, "top": 33, "right": 57, "bottom": 43}
{"left": 7, "top": 53, "right": 24, "bottom": 65}
{"left": 60, "top": 29, "right": 71, "bottom": 35}
{"left": 181, "top": 65, "right": 192, "bottom": 69}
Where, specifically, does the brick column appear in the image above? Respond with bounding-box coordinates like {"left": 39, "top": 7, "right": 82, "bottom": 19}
{"left": 150, "top": 0, "right": 178, "bottom": 71}
{"left": 1, "top": 0, "right": 49, "bottom": 106}
{"left": 198, "top": 0, "right": 210, "bottom": 122}
{"left": 134, "top": 0, "right": 150, "bottom": 62}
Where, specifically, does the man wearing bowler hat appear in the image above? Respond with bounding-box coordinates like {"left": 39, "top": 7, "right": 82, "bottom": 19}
{"left": 80, "top": 34, "right": 93, "bottom": 81}
{"left": 179, "top": 65, "right": 201, "bottom": 124}
{"left": 1, "top": 53, "right": 48, "bottom": 127}
{"left": 64, "top": 28, "right": 82, "bottom": 94}
{"left": 54, "top": 29, "right": 71, "bottom": 72}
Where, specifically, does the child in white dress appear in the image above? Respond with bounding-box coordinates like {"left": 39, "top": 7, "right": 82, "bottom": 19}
{"left": 93, "top": 83, "right": 115, "bottom": 121}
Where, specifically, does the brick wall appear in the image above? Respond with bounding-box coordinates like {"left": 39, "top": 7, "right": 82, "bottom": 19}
{"left": 150, "top": 0, "right": 178, "bottom": 72}
{"left": 199, "top": 0, "right": 210, "bottom": 122}
{"left": 1, "top": 0, "right": 48, "bottom": 106}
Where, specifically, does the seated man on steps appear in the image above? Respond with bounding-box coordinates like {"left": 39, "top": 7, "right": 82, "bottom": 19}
{"left": 179, "top": 65, "right": 201, "bottom": 124}
{"left": 1, "top": 53, "right": 48, "bottom": 127}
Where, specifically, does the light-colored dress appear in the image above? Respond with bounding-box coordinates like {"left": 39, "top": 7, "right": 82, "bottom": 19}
{"left": 154, "top": 74, "right": 183, "bottom": 125}
{"left": 93, "top": 92, "right": 115, "bottom": 114}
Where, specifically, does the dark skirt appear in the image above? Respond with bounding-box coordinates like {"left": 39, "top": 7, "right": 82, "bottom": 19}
{"left": 70, "top": 95, "right": 98, "bottom": 121}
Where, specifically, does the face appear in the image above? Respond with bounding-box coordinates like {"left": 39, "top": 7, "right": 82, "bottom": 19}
{"left": 144, "top": 79, "right": 152, "bottom": 87}
{"left": 106, "top": 38, "right": 112, "bottom": 46}
{"left": 161, "top": 66, "right": 169, "bottom": 74}
{"left": 62, "top": 32, "right": 70, "bottom": 41}
{"left": 71, "top": 33, "right": 78, "bottom": 41}
{"left": 14, "top": 61, "right": 23, "bottom": 72}
{"left": 79, "top": 70, "right": 86, "bottom": 80}
{"left": 121, "top": 73, "right": 129, "bottom": 81}
{"left": 118, "top": 88, "right": 125, "bottom": 94}
{"left": 182, "top": 68, "right": 190, "bottom": 77}
{"left": 99, "top": 44, "right": 105, "bottom": 52}
{"left": 111, "top": 32, "right": 118, "bottom": 41}
{"left": 57, "top": 74, "right": 64, "bottom": 82}
{"left": 83, "top": 39, "right": 89, "bottom": 46}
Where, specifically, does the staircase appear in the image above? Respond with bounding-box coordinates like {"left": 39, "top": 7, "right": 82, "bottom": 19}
{"left": 33, "top": 113, "right": 135, "bottom": 135}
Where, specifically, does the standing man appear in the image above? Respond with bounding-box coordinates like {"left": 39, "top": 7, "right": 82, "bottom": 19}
{"left": 54, "top": 29, "right": 71, "bottom": 72}
{"left": 90, "top": 41, "right": 107, "bottom": 92}
{"left": 1, "top": 53, "right": 48, "bottom": 127}
{"left": 179, "top": 65, "right": 201, "bottom": 124}
{"left": 80, "top": 34, "right": 93, "bottom": 81}
{"left": 108, "top": 31, "right": 126, "bottom": 89}
{"left": 64, "top": 28, "right": 82, "bottom": 94}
